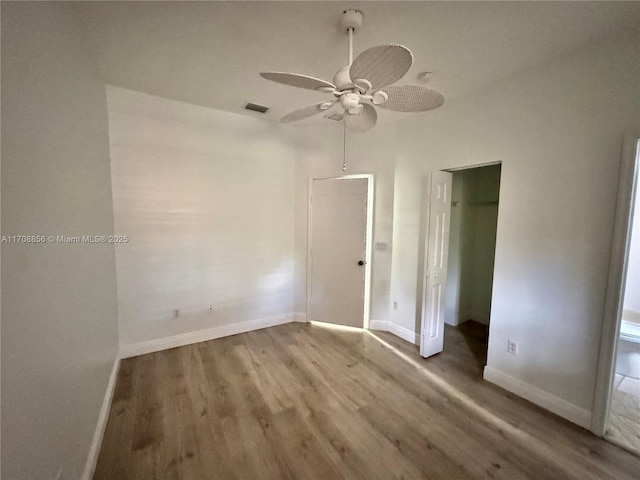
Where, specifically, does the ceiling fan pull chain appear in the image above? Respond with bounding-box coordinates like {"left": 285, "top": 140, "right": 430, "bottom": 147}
{"left": 343, "top": 119, "right": 347, "bottom": 171}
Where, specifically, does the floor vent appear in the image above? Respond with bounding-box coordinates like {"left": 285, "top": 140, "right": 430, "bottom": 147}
{"left": 244, "top": 102, "right": 269, "bottom": 114}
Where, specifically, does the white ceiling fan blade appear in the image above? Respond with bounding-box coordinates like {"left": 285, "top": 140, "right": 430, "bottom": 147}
{"left": 349, "top": 45, "right": 413, "bottom": 90}
{"left": 345, "top": 103, "right": 377, "bottom": 133}
{"left": 282, "top": 102, "right": 335, "bottom": 123}
{"left": 377, "top": 85, "right": 445, "bottom": 112}
{"left": 260, "top": 72, "right": 336, "bottom": 92}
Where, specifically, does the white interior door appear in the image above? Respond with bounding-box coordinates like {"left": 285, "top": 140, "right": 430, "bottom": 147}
{"left": 420, "top": 171, "right": 453, "bottom": 357}
{"left": 309, "top": 177, "right": 368, "bottom": 328}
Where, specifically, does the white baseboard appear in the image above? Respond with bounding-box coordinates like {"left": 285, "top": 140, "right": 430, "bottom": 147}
{"left": 389, "top": 322, "right": 420, "bottom": 345}
{"left": 483, "top": 365, "right": 592, "bottom": 429}
{"left": 120, "top": 313, "right": 295, "bottom": 358}
{"left": 368, "top": 320, "right": 420, "bottom": 345}
{"left": 82, "top": 356, "right": 120, "bottom": 480}
{"left": 293, "top": 312, "right": 307, "bottom": 323}
{"left": 369, "top": 320, "right": 390, "bottom": 331}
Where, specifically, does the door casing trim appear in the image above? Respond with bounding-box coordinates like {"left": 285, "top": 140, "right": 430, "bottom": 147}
{"left": 592, "top": 135, "right": 640, "bottom": 436}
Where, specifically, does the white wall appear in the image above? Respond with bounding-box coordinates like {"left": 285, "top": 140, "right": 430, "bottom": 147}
{"left": 390, "top": 156, "right": 424, "bottom": 336}
{"left": 391, "top": 31, "right": 639, "bottom": 423}
{"left": 292, "top": 123, "right": 396, "bottom": 330}
{"left": 107, "top": 87, "right": 296, "bottom": 350}
{"left": 1, "top": 3, "right": 119, "bottom": 478}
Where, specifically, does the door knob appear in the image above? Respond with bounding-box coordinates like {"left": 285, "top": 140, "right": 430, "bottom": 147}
{"left": 358, "top": 260, "right": 365, "bottom": 266}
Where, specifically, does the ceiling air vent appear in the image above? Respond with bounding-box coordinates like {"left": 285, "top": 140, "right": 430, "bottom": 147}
{"left": 244, "top": 102, "right": 269, "bottom": 114}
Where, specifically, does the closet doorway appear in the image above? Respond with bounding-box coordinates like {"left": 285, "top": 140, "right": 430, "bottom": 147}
{"left": 444, "top": 163, "right": 501, "bottom": 369}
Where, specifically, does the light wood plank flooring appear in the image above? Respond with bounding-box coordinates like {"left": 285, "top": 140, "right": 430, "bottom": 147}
{"left": 94, "top": 322, "right": 640, "bottom": 479}
{"left": 608, "top": 373, "right": 640, "bottom": 454}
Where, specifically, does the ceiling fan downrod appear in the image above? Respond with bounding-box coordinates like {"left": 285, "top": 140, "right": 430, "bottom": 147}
{"left": 338, "top": 10, "right": 363, "bottom": 172}
{"left": 333, "top": 9, "right": 364, "bottom": 92}
{"left": 348, "top": 26, "right": 353, "bottom": 65}
{"left": 339, "top": 9, "right": 363, "bottom": 67}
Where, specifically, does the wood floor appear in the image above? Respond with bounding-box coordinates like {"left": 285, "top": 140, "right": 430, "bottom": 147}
{"left": 94, "top": 322, "right": 640, "bottom": 479}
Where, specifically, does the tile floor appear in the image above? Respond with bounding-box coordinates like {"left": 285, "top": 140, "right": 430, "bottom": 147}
{"left": 607, "top": 373, "right": 640, "bottom": 455}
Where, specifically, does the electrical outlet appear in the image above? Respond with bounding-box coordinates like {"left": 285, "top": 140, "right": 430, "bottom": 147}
{"left": 393, "top": 301, "right": 398, "bottom": 310}
{"left": 208, "top": 304, "right": 213, "bottom": 314}
{"left": 507, "top": 340, "right": 518, "bottom": 355}
{"left": 172, "top": 309, "right": 180, "bottom": 319}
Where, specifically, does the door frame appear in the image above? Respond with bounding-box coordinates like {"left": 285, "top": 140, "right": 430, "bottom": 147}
{"left": 306, "top": 174, "right": 375, "bottom": 329}
{"left": 591, "top": 134, "right": 639, "bottom": 436}
{"left": 419, "top": 162, "right": 502, "bottom": 358}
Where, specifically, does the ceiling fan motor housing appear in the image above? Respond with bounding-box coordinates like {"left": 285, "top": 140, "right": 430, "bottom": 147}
{"left": 333, "top": 66, "right": 353, "bottom": 90}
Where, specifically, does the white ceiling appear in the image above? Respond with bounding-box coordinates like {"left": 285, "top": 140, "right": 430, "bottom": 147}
{"left": 76, "top": 1, "right": 640, "bottom": 126}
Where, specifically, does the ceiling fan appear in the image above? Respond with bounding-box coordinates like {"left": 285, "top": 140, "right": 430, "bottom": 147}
{"left": 259, "top": 9, "right": 444, "bottom": 133}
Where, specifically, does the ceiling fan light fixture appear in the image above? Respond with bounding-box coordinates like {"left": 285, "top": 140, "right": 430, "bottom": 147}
{"left": 341, "top": 92, "right": 360, "bottom": 110}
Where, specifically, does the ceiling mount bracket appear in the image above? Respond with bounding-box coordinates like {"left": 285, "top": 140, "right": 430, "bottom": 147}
{"left": 339, "top": 9, "right": 364, "bottom": 33}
